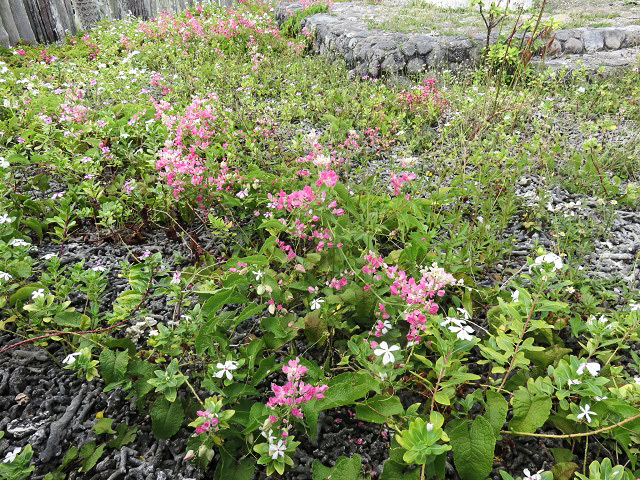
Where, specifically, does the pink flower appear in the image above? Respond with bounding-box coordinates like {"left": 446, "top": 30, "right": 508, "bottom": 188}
{"left": 315, "top": 170, "right": 338, "bottom": 188}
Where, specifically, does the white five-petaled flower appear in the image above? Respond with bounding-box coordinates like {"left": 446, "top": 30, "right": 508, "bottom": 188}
{"left": 31, "top": 288, "right": 45, "bottom": 300}
{"left": 373, "top": 341, "right": 400, "bottom": 366}
{"left": 577, "top": 362, "right": 601, "bottom": 377}
{"left": 567, "top": 378, "right": 581, "bottom": 387}
{"left": 448, "top": 323, "right": 475, "bottom": 341}
{"left": 0, "top": 213, "right": 12, "bottom": 224}
{"left": 523, "top": 468, "right": 543, "bottom": 480}
{"left": 2, "top": 447, "right": 21, "bottom": 463}
{"left": 0, "top": 271, "right": 11, "bottom": 282}
{"left": 310, "top": 297, "right": 324, "bottom": 311}
{"left": 215, "top": 360, "right": 239, "bottom": 381}
{"left": 253, "top": 270, "right": 264, "bottom": 281}
{"left": 63, "top": 352, "right": 81, "bottom": 365}
{"left": 0, "top": 157, "right": 9, "bottom": 168}
{"left": 530, "top": 253, "right": 563, "bottom": 273}
{"left": 268, "top": 440, "right": 286, "bottom": 460}
{"left": 577, "top": 404, "right": 596, "bottom": 423}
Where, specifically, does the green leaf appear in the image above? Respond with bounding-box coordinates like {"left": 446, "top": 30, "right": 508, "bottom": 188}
{"left": 92, "top": 418, "right": 116, "bottom": 435}
{"left": 549, "top": 448, "right": 574, "bottom": 464}
{"left": 356, "top": 394, "right": 404, "bottom": 424}
{"left": 484, "top": 390, "right": 508, "bottom": 435}
{"left": 433, "top": 391, "right": 450, "bottom": 406}
{"left": 196, "top": 289, "right": 236, "bottom": 354}
{"left": 448, "top": 417, "right": 496, "bottom": 480}
{"left": 214, "top": 449, "right": 256, "bottom": 480}
{"left": 509, "top": 390, "right": 552, "bottom": 433}
{"left": 380, "top": 460, "right": 421, "bottom": 480}
{"left": 551, "top": 462, "right": 578, "bottom": 480}
{"left": 54, "top": 311, "right": 89, "bottom": 329}
{"left": 99, "top": 349, "right": 129, "bottom": 386}
{"left": 79, "top": 443, "right": 105, "bottom": 472}
{"left": 151, "top": 397, "right": 184, "bottom": 439}
{"left": 303, "top": 372, "right": 381, "bottom": 438}
{"left": 312, "top": 454, "right": 363, "bottom": 480}
{"left": 304, "top": 310, "right": 328, "bottom": 345}
{"left": 9, "top": 284, "right": 43, "bottom": 306}
{"left": 108, "top": 424, "right": 138, "bottom": 448}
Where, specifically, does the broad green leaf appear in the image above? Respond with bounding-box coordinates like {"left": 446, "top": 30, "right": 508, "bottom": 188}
{"left": 54, "top": 311, "right": 89, "bottom": 329}
{"left": 484, "top": 390, "right": 508, "bottom": 435}
{"left": 214, "top": 447, "right": 256, "bottom": 480}
{"left": 448, "top": 417, "right": 496, "bottom": 480}
{"left": 79, "top": 443, "right": 105, "bottom": 472}
{"left": 151, "top": 397, "right": 184, "bottom": 439}
{"left": 312, "top": 454, "right": 362, "bottom": 480}
{"left": 303, "top": 372, "right": 381, "bottom": 438}
{"left": 380, "top": 460, "right": 421, "bottom": 480}
{"left": 108, "top": 424, "right": 137, "bottom": 448}
{"left": 355, "top": 394, "right": 404, "bottom": 424}
{"left": 99, "top": 349, "right": 129, "bottom": 386}
{"left": 551, "top": 462, "right": 578, "bottom": 480}
{"left": 509, "top": 390, "right": 552, "bottom": 433}
{"left": 92, "top": 418, "right": 116, "bottom": 435}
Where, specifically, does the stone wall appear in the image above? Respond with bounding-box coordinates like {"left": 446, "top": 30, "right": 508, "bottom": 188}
{"left": 0, "top": 0, "right": 233, "bottom": 47}
{"left": 276, "top": 2, "right": 640, "bottom": 78}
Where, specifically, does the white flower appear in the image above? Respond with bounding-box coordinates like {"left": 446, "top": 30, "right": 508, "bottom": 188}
{"left": 456, "top": 307, "right": 471, "bottom": 320}
{"left": 448, "top": 323, "right": 475, "bottom": 341}
{"left": 236, "top": 188, "right": 249, "bottom": 199}
{"left": 577, "top": 362, "right": 601, "bottom": 377}
{"left": 91, "top": 265, "right": 107, "bottom": 272}
{"left": 253, "top": 270, "right": 264, "bottom": 281}
{"left": 171, "top": 271, "right": 181, "bottom": 284}
{"left": 261, "top": 429, "right": 276, "bottom": 443}
{"left": 0, "top": 157, "right": 9, "bottom": 168}
{"left": 310, "top": 297, "right": 324, "bottom": 311}
{"left": 577, "top": 86, "right": 586, "bottom": 93}
{"left": 511, "top": 290, "right": 520, "bottom": 302}
{"left": 0, "top": 213, "right": 11, "bottom": 224}
{"left": 530, "top": 253, "right": 563, "bottom": 273}
{"left": 31, "top": 288, "right": 45, "bottom": 300}
{"left": 63, "top": 352, "right": 81, "bottom": 365}
{"left": 374, "top": 341, "right": 401, "bottom": 366}
{"left": 2, "top": 447, "right": 21, "bottom": 463}
{"left": 0, "top": 271, "right": 12, "bottom": 282}
{"left": 630, "top": 303, "right": 640, "bottom": 312}
{"left": 523, "top": 468, "right": 543, "bottom": 480}
{"left": 380, "top": 320, "right": 392, "bottom": 334}
{"left": 9, "top": 238, "right": 29, "bottom": 247}
{"left": 577, "top": 404, "right": 596, "bottom": 423}
{"left": 594, "top": 396, "right": 608, "bottom": 401}
{"left": 426, "top": 423, "right": 434, "bottom": 432}
{"left": 268, "top": 440, "right": 286, "bottom": 460}
{"left": 634, "top": 376, "right": 640, "bottom": 385}
{"left": 567, "top": 378, "right": 581, "bottom": 387}
{"left": 43, "top": 253, "right": 57, "bottom": 260}
{"left": 215, "top": 360, "right": 239, "bottom": 380}
{"left": 149, "top": 329, "right": 159, "bottom": 336}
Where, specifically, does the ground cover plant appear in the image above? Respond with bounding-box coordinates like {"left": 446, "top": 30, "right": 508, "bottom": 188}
{"left": 0, "top": 0, "right": 639, "bottom": 478}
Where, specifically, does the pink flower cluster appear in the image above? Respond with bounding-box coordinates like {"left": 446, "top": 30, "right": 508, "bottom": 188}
{"left": 389, "top": 172, "right": 416, "bottom": 196}
{"left": 397, "top": 78, "right": 448, "bottom": 115}
{"left": 387, "top": 264, "right": 460, "bottom": 344}
{"left": 266, "top": 358, "right": 328, "bottom": 418}
{"left": 195, "top": 409, "right": 219, "bottom": 434}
